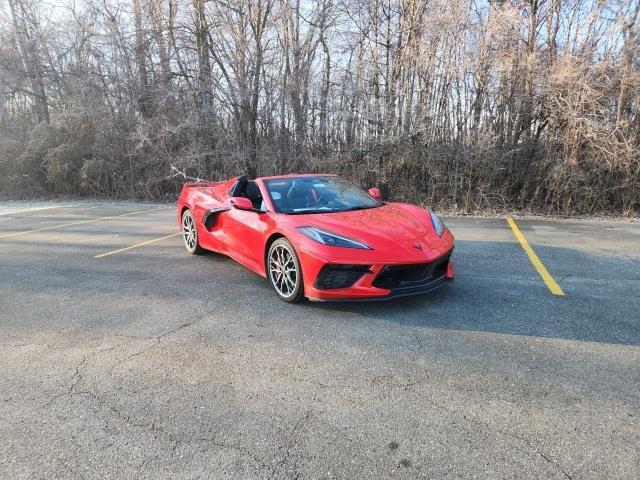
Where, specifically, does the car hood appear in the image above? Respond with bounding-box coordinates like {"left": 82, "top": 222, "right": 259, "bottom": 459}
{"left": 289, "top": 203, "right": 444, "bottom": 254}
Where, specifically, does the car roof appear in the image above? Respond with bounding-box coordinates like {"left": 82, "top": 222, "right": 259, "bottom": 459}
{"left": 257, "top": 173, "right": 338, "bottom": 181}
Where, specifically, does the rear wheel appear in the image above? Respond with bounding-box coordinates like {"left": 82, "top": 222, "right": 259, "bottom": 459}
{"left": 182, "top": 209, "right": 202, "bottom": 254}
{"left": 267, "top": 238, "right": 304, "bottom": 303}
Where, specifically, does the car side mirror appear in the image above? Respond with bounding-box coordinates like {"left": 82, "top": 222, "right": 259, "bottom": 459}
{"left": 230, "top": 197, "right": 254, "bottom": 211}
{"left": 368, "top": 187, "right": 381, "bottom": 200}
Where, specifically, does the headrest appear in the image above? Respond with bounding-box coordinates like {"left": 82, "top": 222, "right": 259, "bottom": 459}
{"left": 230, "top": 175, "right": 249, "bottom": 196}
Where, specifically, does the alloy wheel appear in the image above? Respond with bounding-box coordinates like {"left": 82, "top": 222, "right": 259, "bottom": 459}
{"left": 182, "top": 211, "right": 197, "bottom": 251}
{"left": 269, "top": 244, "right": 298, "bottom": 298}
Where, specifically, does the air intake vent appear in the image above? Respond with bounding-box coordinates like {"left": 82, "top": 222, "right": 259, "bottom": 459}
{"left": 314, "top": 264, "right": 371, "bottom": 290}
{"left": 372, "top": 251, "right": 451, "bottom": 290}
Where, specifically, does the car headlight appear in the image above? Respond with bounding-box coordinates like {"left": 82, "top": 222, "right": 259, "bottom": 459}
{"left": 429, "top": 209, "right": 445, "bottom": 237}
{"left": 297, "top": 226, "right": 371, "bottom": 249}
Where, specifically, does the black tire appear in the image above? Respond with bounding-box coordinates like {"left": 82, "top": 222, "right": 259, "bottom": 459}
{"left": 181, "top": 209, "right": 202, "bottom": 254}
{"left": 267, "top": 238, "right": 305, "bottom": 303}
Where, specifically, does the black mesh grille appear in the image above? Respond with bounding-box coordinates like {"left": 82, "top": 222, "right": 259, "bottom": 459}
{"left": 314, "top": 265, "right": 371, "bottom": 290}
{"left": 372, "top": 252, "right": 451, "bottom": 290}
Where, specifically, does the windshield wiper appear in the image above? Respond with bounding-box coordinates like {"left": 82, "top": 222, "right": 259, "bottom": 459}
{"left": 287, "top": 210, "right": 328, "bottom": 215}
{"left": 286, "top": 205, "right": 380, "bottom": 215}
{"left": 342, "top": 205, "right": 379, "bottom": 212}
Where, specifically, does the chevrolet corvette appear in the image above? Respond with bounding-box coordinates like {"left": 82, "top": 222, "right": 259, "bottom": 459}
{"left": 177, "top": 174, "right": 455, "bottom": 302}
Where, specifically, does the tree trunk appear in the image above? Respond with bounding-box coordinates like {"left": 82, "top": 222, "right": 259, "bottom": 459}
{"left": 132, "top": 0, "right": 150, "bottom": 117}
{"left": 7, "top": 0, "right": 49, "bottom": 124}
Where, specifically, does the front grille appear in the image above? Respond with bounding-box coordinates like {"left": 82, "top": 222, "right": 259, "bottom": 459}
{"left": 372, "top": 252, "right": 451, "bottom": 290}
{"left": 314, "top": 264, "right": 371, "bottom": 290}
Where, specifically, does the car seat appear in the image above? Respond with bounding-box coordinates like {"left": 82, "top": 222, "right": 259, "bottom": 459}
{"left": 246, "top": 181, "right": 263, "bottom": 210}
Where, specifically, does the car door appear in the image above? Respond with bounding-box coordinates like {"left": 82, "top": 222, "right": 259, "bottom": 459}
{"left": 220, "top": 185, "right": 272, "bottom": 274}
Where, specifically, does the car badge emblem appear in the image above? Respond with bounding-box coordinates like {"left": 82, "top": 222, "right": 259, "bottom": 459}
{"left": 413, "top": 243, "right": 423, "bottom": 251}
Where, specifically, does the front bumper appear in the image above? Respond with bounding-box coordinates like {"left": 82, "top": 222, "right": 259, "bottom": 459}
{"left": 300, "top": 245, "right": 455, "bottom": 301}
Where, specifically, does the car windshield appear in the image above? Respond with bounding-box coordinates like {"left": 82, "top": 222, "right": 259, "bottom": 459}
{"left": 264, "top": 176, "right": 381, "bottom": 214}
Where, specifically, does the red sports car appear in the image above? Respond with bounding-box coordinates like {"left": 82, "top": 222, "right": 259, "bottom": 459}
{"left": 177, "top": 174, "right": 455, "bottom": 302}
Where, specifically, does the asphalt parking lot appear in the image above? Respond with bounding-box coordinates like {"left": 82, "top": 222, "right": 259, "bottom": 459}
{"left": 0, "top": 201, "right": 638, "bottom": 479}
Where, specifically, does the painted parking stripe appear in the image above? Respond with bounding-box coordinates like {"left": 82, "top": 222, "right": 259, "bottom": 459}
{"left": 506, "top": 217, "right": 565, "bottom": 296}
{"left": 0, "top": 207, "right": 172, "bottom": 240}
{"left": 94, "top": 232, "right": 181, "bottom": 258}
{"left": 0, "top": 204, "right": 80, "bottom": 216}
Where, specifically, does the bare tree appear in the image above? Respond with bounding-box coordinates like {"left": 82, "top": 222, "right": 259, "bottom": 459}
{"left": 0, "top": 0, "right": 637, "bottom": 214}
{"left": 7, "top": 0, "right": 49, "bottom": 123}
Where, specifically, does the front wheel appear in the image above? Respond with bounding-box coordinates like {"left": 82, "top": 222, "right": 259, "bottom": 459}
{"left": 267, "top": 238, "right": 305, "bottom": 303}
{"left": 181, "top": 209, "right": 202, "bottom": 254}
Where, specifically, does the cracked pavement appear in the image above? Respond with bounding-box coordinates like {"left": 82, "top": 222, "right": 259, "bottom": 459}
{"left": 0, "top": 201, "right": 639, "bottom": 479}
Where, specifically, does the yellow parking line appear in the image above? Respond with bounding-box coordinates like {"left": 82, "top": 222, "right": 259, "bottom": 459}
{"left": 507, "top": 217, "right": 565, "bottom": 296}
{"left": 0, "top": 207, "right": 172, "bottom": 240}
{"left": 94, "top": 232, "right": 181, "bottom": 258}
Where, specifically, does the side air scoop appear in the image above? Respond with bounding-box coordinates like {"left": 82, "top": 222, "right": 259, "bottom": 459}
{"left": 202, "top": 207, "right": 230, "bottom": 230}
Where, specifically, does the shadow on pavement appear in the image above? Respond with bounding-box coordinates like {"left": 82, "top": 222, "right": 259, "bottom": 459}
{"left": 305, "top": 240, "right": 640, "bottom": 346}
{"left": 1, "top": 237, "right": 638, "bottom": 346}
